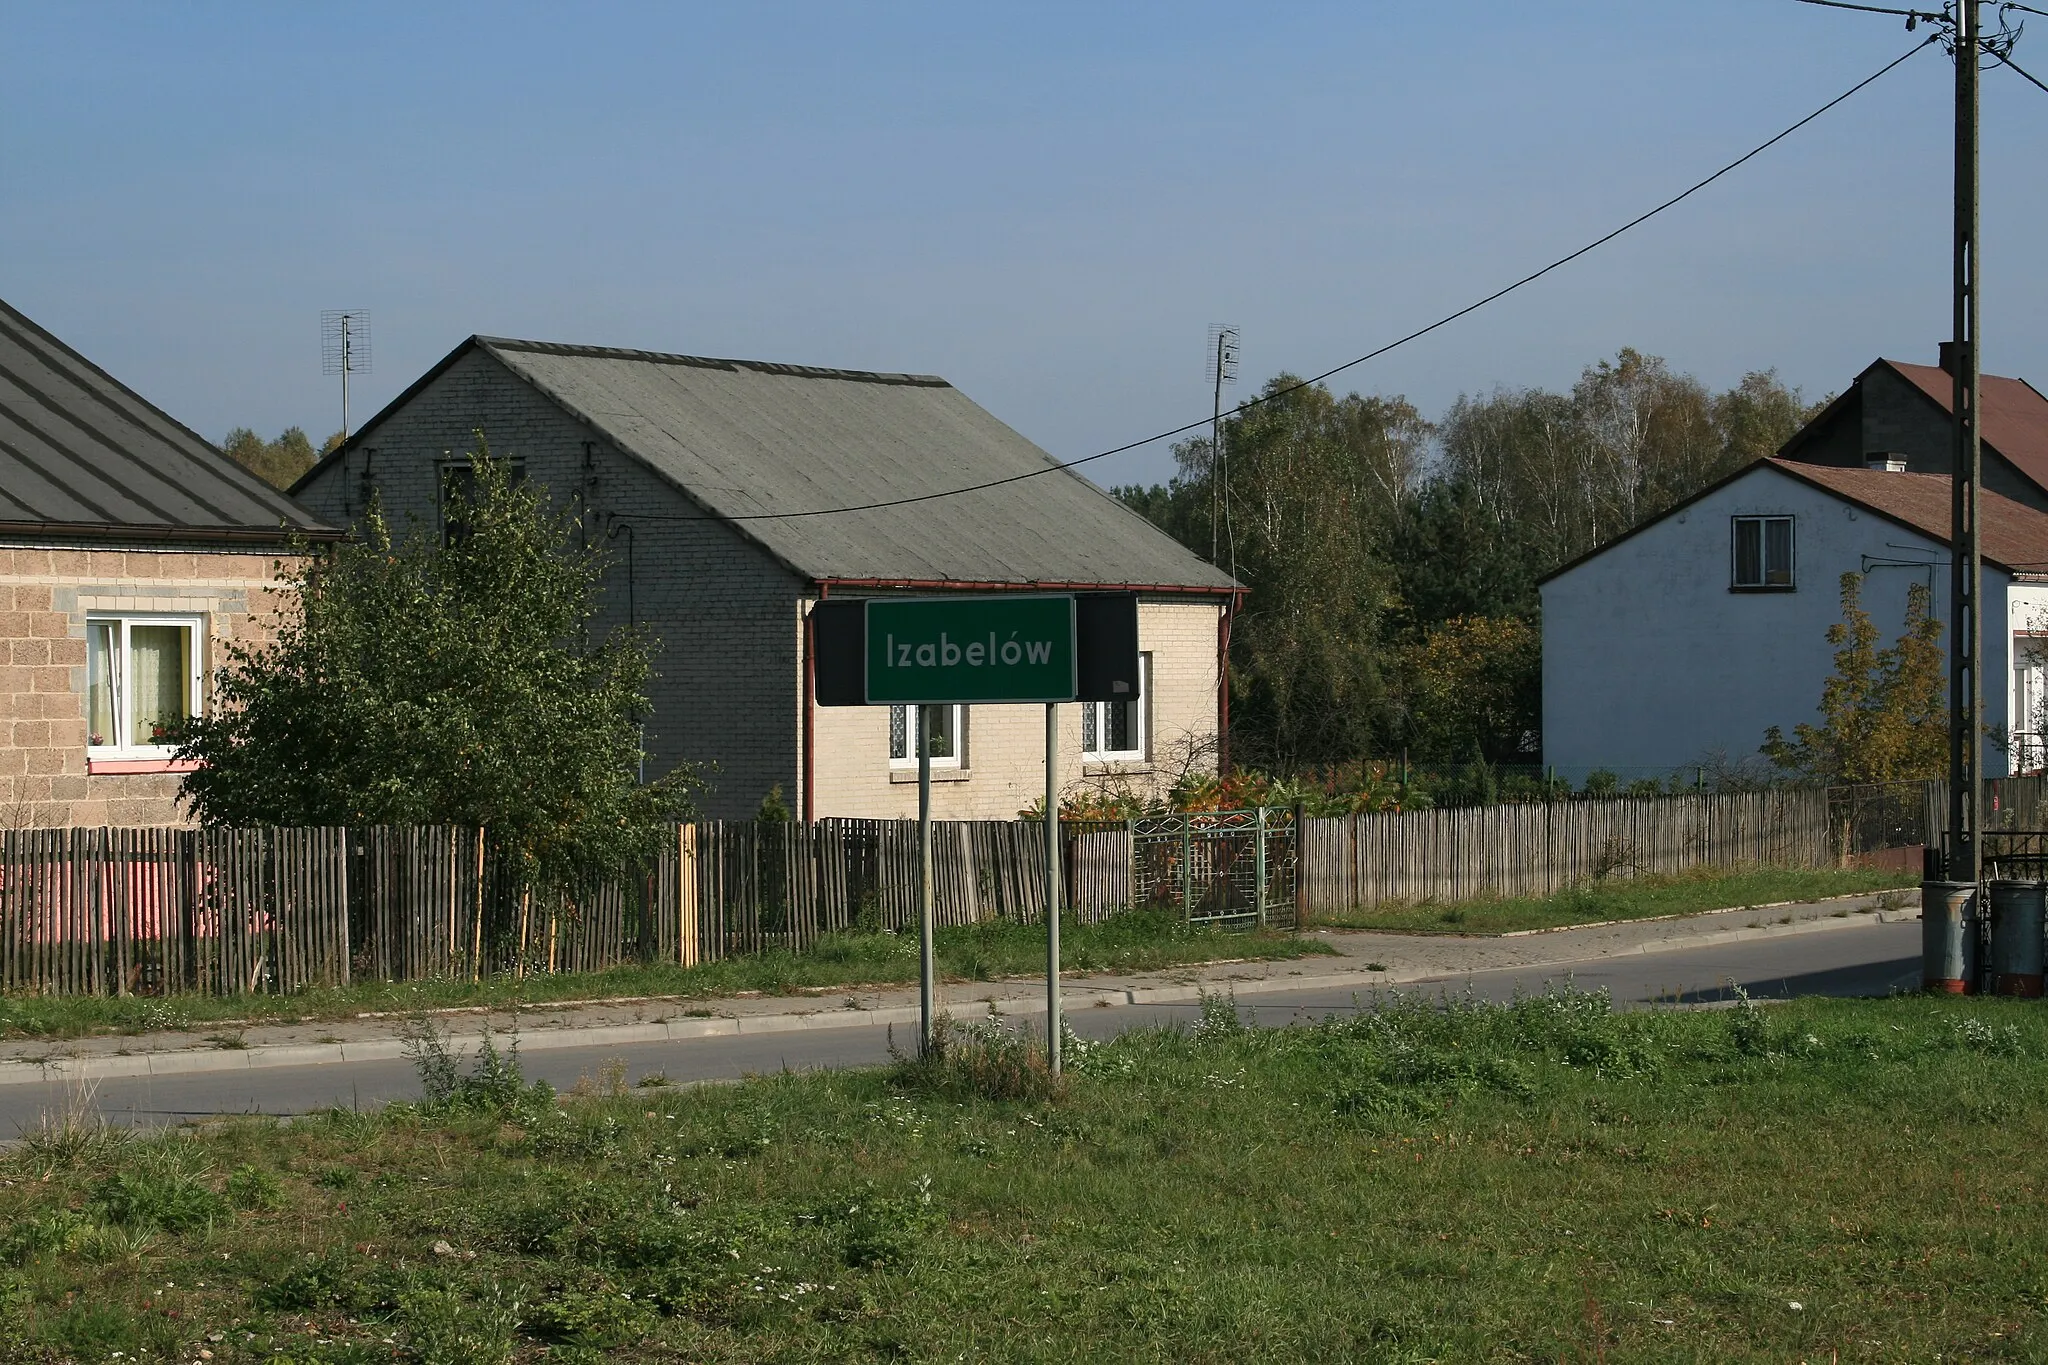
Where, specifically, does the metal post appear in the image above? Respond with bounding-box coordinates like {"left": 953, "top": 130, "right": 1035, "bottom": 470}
{"left": 1045, "top": 703, "right": 1062, "bottom": 1076}
{"left": 918, "top": 707, "right": 936, "bottom": 1054}
{"left": 1180, "top": 814, "right": 1194, "bottom": 918}
{"left": 1255, "top": 805, "right": 1268, "bottom": 927}
{"left": 1946, "top": 0, "right": 1984, "bottom": 888}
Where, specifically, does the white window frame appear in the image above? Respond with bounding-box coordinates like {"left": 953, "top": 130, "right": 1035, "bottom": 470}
{"left": 889, "top": 703, "right": 965, "bottom": 769}
{"left": 1083, "top": 653, "right": 1150, "bottom": 762}
{"left": 85, "top": 614, "right": 203, "bottom": 758}
{"left": 1731, "top": 514, "right": 1796, "bottom": 590}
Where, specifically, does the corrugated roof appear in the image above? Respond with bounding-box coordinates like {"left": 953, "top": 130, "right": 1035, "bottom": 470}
{"left": 1881, "top": 360, "right": 2048, "bottom": 491}
{"left": 0, "top": 297, "right": 334, "bottom": 543}
{"left": 1768, "top": 458, "right": 2048, "bottom": 573}
{"left": 395, "top": 337, "right": 1237, "bottom": 591}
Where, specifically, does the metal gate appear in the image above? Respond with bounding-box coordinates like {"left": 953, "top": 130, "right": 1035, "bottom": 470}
{"left": 1131, "top": 808, "right": 1298, "bottom": 929}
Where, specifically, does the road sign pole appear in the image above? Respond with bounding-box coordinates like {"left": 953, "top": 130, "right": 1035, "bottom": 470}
{"left": 1045, "top": 702, "right": 1062, "bottom": 1076}
{"left": 918, "top": 708, "right": 936, "bottom": 1055}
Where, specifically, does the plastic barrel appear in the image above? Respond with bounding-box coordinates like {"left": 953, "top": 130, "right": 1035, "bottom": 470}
{"left": 1987, "top": 880, "right": 2047, "bottom": 998}
{"left": 1922, "top": 880, "right": 1979, "bottom": 993}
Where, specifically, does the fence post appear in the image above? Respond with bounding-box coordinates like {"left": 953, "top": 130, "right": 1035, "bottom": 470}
{"left": 1255, "top": 806, "right": 1268, "bottom": 928}
{"left": 1293, "top": 801, "right": 1307, "bottom": 930}
{"left": 1180, "top": 815, "right": 1193, "bottom": 918}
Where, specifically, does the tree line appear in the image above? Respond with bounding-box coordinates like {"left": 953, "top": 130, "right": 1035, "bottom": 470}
{"left": 1116, "top": 348, "right": 1823, "bottom": 776}
{"left": 220, "top": 426, "right": 343, "bottom": 489}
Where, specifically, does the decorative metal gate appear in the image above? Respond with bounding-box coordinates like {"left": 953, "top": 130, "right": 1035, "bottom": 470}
{"left": 1131, "top": 808, "right": 1299, "bottom": 929}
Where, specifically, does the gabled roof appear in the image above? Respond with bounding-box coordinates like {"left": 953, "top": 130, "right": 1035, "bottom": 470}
{"left": 1881, "top": 360, "right": 2048, "bottom": 488}
{"left": 1780, "top": 357, "right": 2048, "bottom": 490}
{"left": 1540, "top": 456, "right": 2048, "bottom": 585}
{"left": 304, "top": 335, "right": 1238, "bottom": 593}
{"left": 0, "top": 297, "right": 336, "bottom": 544}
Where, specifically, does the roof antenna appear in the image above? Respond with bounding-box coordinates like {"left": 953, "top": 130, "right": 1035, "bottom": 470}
{"left": 321, "top": 310, "right": 372, "bottom": 442}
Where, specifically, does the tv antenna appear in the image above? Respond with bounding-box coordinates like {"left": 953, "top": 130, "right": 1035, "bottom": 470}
{"left": 1205, "top": 324, "right": 1239, "bottom": 569}
{"left": 321, "top": 310, "right": 371, "bottom": 442}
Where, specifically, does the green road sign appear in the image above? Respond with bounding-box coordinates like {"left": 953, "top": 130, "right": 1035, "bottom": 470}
{"left": 865, "top": 595, "right": 1077, "bottom": 704}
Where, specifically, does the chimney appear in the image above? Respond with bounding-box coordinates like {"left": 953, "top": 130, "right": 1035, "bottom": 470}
{"left": 1865, "top": 453, "right": 1909, "bottom": 473}
{"left": 1939, "top": 340, "right": 1960, "bottom": 375}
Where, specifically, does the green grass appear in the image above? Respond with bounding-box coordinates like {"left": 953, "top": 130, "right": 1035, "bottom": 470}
{"left": 1312, "top": 865, "right": 1919, "bottom": 935}
{"left": 0, "top": 908, "right": 1329, "bottom": 1042}
{"left": 4, "top": 990, "right": 2045, "bottom": 1362}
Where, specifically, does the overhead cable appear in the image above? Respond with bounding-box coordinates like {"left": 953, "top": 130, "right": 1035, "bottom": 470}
{"left": 626, "top": 38, "right": 1937, "bottom": 525}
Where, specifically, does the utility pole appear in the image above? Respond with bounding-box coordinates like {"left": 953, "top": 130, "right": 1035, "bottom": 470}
{"left": 1206, "top": 325, "right": 1238, "bottom": 566}
{"left": 1948, "top": 0, "right": 1982, "bottom": 891}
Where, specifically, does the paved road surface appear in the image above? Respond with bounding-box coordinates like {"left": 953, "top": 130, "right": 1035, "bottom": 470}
{"left": 1, "top": 919, "right": 1920, "bottom": 1136}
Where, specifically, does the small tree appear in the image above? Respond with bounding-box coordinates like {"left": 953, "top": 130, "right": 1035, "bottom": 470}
{"left": 1762, "top": 572, "right": 1946, "bottom": 786}
{"left": 179, "top": 444, "right": 697, "bottom": 882}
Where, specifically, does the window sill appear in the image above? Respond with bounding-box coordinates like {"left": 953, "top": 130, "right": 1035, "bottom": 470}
{"left": 1728, "top": 585, "right": 1797, "bottom": 594}
{"left": 87, "top": 756, "right": 200, "bottom": 776}
{"left": 890, "top": 767, "right": 971, "bottom": 783}
{"left": 1083, "top": 759, "right": 1152, "bottom": 776}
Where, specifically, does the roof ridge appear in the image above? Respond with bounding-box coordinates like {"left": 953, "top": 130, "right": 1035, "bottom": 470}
{"left": 476, "top": 336, "right": 951, "bottom": 388}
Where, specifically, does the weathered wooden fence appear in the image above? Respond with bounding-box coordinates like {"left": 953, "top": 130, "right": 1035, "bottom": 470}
{"left": 1298, "top": 788, "right": 1832, "bottom": 912}
{"left": 3, "top": 791, "right": 1846, "bottom": 998}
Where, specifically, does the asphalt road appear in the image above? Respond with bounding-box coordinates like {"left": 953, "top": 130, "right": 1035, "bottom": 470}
{"left": 2, "top": 919, "right": 1921, "bottom": 1136}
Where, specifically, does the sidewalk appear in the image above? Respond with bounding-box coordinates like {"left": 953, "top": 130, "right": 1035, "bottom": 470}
{"left": 0, "top": 888, "right": 1918, "bottom": 1087}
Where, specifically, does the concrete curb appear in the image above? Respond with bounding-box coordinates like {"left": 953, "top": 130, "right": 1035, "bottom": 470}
{"left": 0, "top": 904, "right": 1910, "bottom": 1089}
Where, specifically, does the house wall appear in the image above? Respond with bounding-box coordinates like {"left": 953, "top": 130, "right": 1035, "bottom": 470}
{"left": 1542, "top": 464, "right": 2013, "bottom": 779}
{"left": 1789, "top": 366, "right": 2048, "bottom": 513}
{"left": 292, "top": 348, "right": 807, "bottom": 820}
{"left": 0, "top": 544, "right": 290, "bottom": 827}
{"left": 807, "top": 597, "right": 1222, "bottom": 819}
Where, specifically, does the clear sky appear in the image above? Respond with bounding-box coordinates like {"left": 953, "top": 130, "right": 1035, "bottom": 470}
{"left": 4, "top": 1, "right": 2043, "bottom": 490}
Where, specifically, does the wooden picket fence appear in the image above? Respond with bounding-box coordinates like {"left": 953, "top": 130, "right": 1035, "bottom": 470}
{"left": 0, "top": 818, "right": 1129, "bottom": 998}
{"left": 0, "top": 792, "right": 1839, "bottom": 998}
{"left": 1298, "top": 788, "right": 1831, "bottom": 912}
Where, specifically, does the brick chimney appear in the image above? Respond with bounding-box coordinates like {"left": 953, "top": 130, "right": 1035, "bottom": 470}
{"left": 1940, "top": 340, "right": 1961, "bottom": 375}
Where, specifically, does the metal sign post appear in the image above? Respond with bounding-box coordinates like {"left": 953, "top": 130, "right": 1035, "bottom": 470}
{"left": 1045, "top": 702, "right": 1062, "bottom": 1075}
{"left": 809, "top": 592, "right": 1139, "bottom": 1066}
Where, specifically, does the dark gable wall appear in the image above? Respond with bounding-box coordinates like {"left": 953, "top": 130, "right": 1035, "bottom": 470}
{"left": 293, "top": 348, "right": 804, "bottom": 819}
{"left": 1786, "top": 365, "right": 2048, "bottom": 514}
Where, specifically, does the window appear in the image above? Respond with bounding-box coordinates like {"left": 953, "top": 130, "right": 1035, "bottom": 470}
{"left": 439, "top": 459, "right": 524, "bottom": 546}
{"left": 1732, "top": 515, "right": 1795, "bottom": 590}
{"left": 889, "top": 704, "right": 964, "bottom": 768}
{"left": 1083, "top": 653, "right": 1150, "bottom": 762}
{"left": 86, "top": 616, "right": 201, "bottom": 754}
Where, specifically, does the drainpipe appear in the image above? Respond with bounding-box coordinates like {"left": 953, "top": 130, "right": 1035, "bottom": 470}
{"left": 1217, "top": 591, "right": 1241, "bottom": 776}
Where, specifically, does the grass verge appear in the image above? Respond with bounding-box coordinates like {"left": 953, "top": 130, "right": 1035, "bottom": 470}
{"left": 2, "top": 989, "right": 2043, "bottom": 1361}
{"left": 1312, "top": 864, "right": 1918, "bottom": 935}
{"left": 0, "top": 908, "right": 1329, "bottom": 1042}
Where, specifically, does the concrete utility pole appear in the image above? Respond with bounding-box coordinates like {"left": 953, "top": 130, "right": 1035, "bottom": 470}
{"left": 1948, "top": 0, "right": 1983, "bottom": 890}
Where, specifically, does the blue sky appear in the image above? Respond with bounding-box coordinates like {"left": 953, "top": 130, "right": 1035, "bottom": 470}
{"left": 4, "top": 2, "right": 2043, "bottom": 489}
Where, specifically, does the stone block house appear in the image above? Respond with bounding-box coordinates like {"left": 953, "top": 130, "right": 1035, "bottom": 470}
{"left": 0, "top": 298, "right": 337, "bottom": 826}
{"left": 292, "top": 334, "right": 1240, "bottom": 820}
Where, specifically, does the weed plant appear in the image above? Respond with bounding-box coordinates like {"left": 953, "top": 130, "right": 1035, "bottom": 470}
{"left": 4, "top": 987, "right": 2045, "bottom": 1360}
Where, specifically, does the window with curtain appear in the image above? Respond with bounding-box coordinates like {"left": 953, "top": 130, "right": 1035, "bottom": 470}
{"left": 1082, "top": 653, "right": 1149, "bottom": 761}
{"left": 85, "top": 616, "right": 199, "bottom": 753}
{"left": 888, "top": 704, "right": 963, "bottom": 768}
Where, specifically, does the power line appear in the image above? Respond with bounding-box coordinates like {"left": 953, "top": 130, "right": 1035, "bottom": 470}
{"left": 1794, "top": 0, "right": 1944, "bottom": 19}
{"left": 618, "top": 38, "right": 1936, "bottom": 526}
{"left": 1997, "top": 49, "right": 2048, "bottom": 89}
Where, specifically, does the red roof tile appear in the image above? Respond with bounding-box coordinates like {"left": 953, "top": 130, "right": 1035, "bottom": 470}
{"left": 1768, "top": 458, "right": 2048, "bottom": 574}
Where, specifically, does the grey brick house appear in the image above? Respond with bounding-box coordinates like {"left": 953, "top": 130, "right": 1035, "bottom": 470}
{"left": 1779, "top": 345, "right": 2048, "bottom": 509}
{"left": 291, "top": 335, "right": 1240, "bottom": 820}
